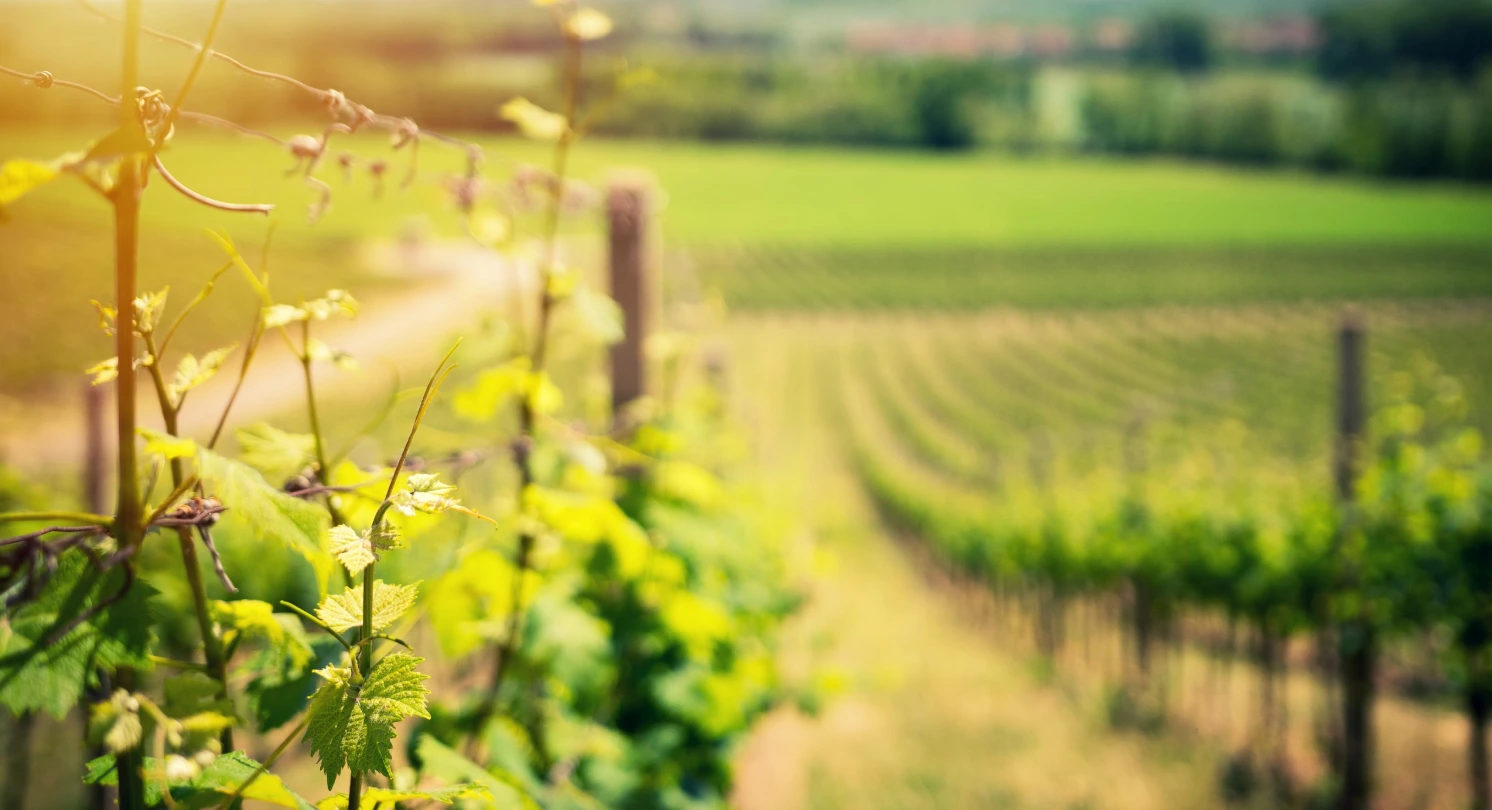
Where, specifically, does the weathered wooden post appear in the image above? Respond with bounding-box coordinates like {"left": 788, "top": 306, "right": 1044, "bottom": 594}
{"left": 84, "top": 383, "right": 107, "bottom": 514}
{"left": 607, "top": 174, "right": 652, "bottom": 421}
{"left": 1334, "top": 310, "right": 1373, "bottom": 810}
{"left": 84, "top": 383, "right": 112, "bottom": 810}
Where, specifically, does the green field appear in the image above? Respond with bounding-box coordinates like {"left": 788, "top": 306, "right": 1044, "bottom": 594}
{"left": 5, "top": 127, "right": 1492, "bottom": 391}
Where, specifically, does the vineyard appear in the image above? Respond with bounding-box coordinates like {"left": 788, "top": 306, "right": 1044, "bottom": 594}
{"left": 717, "top": 299, "right": 1492, "bottom": 809}
{"left": 4, "top": 0, "right": 1492, "bottom": 808}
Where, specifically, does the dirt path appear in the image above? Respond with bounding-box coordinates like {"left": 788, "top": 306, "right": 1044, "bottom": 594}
{"left": 727, "top": 324, "right": 1223, "bottom": 810}
{"left": 0, "top": 241, "right": 529, "bottom": 472}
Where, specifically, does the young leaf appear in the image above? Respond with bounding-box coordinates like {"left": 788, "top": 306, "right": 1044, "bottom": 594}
{"left": 264, "top": 304, "right": 308, "bottom": 329}
{"left": 0, "top": 159, "right": 60, "bottom": 211}
{"left": 86, "top": 357, "right": 120, "bottom": 385}
{"left": 236, "top": 423, "right": 316, "bottom": 481}
{"left": 315, "top": 580, "right": 420, "bottom": 633}
{"left": 303, "top": 290, "right": 358, "bottom": 321}
{"left": 0, "top": 551, "right": 156, "bottom": 717}
{"left": 304, "top": 653, "right": 430, "bottom": 788}
{"left": 139, "top": 426, "right": 198, "bottom": 461}
{"left": 453, "top": 358, "right": 532, "bottom": 423}
{"left": 306, "top": 339, "right": 357, "bottom": 370}
{"left": 88, "top": 690, "right": 144, "bottom": 753}
{"left": 133, "top": 288, "right": 169, "bottom": 335}
{"left": 168, "top": 344, "right": 237, "bottom": 404}
{"left": 391, "top": 473, "right": 459, "bottom": 516}
{"left": 500, "top": 98, "right": 567, "bottom": 142}
{"left": 327, "top": 524, "right": 399, "bottom": 577}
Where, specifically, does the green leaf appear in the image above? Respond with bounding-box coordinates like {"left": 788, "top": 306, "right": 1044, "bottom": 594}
{"left": 213, "top": 599, "right": 314, "bottom": 674}
{"left": 247, "top": 635, "right": 342, "bottom": 733}
{"left": 86, "top": 357, "right": 119, "bottom": 385}
{"left": 133, "top": 288, "right": 169, "bottom": 335}
{"left": 88, "top": 690, "right": 143, "bottom": 753}
{"left": 304, "top": 653, "right": 430, "bottom": 788}
{"left": 82, "top": 123, "right": 154, "bottom": 163}
{"left": 236, "top": 423, "right": 316, "bottom": 482}
{"left": 0, "top": 551, "right": 156, "bottom": 717}
{"left": 499, "top": 98, "right": 567, "bottom": 141}
{"left": 85, "top": 751, "right": 316, "bottom": 810}
{"left": 0, "top": 159, "right": 59, "bottom": 210}
{"left": 453, "top": 358, "right": 532, "bottom": 423}
{"left": 329, "top": 525, "right": 377, "bottom": 577}
{"left": 196, "top": 445, "right": 334, "bottom": 592}
{"left": 315, "top": 784, "right": 494, "bottom": 810}
{"left": 139, "top": 426, "right": 197, "bottom": 461}
{"left": 414, "top": 736, "right": 538, "bottom": 810}
{"left": 425, "top": 550, "right": 524, "bottom": 660}
{"left": 315, "top": 581, "right": 420, "bottom": 633}
{"left": 263, "top": 303, "right": 306, "bottom": 329}
{"left": 167, "top": 344, "right": 237, "bottom": 404}
{"left": 303, "top": 290, "right": 358, "bottom": 321}
{"left": 390, "top": 473, "right": 459, "bottom": 516}
{"left": 162, "top": 671, "right": 231, "bottom": 718}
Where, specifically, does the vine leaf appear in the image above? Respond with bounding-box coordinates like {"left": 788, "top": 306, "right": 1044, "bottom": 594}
{"left": 0, "top": 159, "right": 59, "bottom": 216}
{"left": 413, "top": 736, "right": 538, "bottom": 810}
{"left": 87, "top": 690, "right": 144, "bottom": 753}
{"left": 315, "top": 581, "right": 420, "bottom": 633}
{"left": 167, "top": 344, "right": 238, "bottom": 404}
{"left": 500, "top": 98, "right": 566, "bottom": 142}
{"left": 313, "top": 783, "right": 494, "bottom": 810}
{"left": 139, "top": 426, "right": 198, "bottom": 461}
{"left": 304, "top": 653, "right": 430, "bottom": 788}
{"left": 236, "top": 423, "right": 316, "bottom": 482}
{"left": 0, "top": 551, "right": 156, "bottom": 717}
{"left": 85, "top": 751, "right": 316, "bottom": 809}
{"left": 196, "top": 445, "right": 334, "bottom": 591}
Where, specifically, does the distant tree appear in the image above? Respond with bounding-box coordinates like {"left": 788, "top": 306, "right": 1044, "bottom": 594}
{"left": 1318, "top": 0, "right": 1492, "bottom": 82}
{"left": 1130, "top": 11, "right": 1213, "bottom": 74}
{"left": 907, "top": 60, "right": 988, "bottom": 150}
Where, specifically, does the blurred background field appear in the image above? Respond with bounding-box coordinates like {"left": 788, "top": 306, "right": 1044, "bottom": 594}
{"left": 4, "top": 0, "right": 1492, "bottom": 808}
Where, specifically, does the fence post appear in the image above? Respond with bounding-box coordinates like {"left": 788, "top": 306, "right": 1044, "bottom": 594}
{"left": 607, "top": 174, "right": 652, "bottom": 421}
{"left": 84, "top": 384, "right": 107, "bottom": 514}
{"left": 1334, "top": 311, "right": 1373, "bottom": 810}
{"left": 83, "top": 383, "right": 112, "bottom": 810}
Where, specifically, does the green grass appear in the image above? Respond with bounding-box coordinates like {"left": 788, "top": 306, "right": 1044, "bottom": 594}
{"left": 5, "top": 126, "right": 1492, "bottom": 389}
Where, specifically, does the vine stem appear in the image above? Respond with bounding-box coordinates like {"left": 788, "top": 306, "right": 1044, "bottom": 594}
{"left": 472, "top": 25, "right": 585, "bottom": 750}
{"left": 113, "top": 0, "right": 145, "bottom": 806}
{"left": 301, "top": 319, "right": 348, "bottom": 527}
{"left": 141, "top": 329, "right": 235, "bottom": 753}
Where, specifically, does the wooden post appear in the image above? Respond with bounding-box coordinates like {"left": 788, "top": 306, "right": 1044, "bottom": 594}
{"left": 84, "top": 384, "right": 107, "bottom": 514}
{"left": 607, "top": 174, "right": 652, "bottom": 420}
{"left": 1335, "top": 313, "right": 1366, "bottom": 502}
{"left": 82, "top": 383, "right": 113, "bottom": 810}
{"left": 1334, "top": 311, "right": 1373, "bottom": 810}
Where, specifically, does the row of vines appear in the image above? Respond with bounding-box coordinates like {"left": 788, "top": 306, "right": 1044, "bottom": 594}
{"left": 0, "top": 2, "right": 800, "bottom": 810}
{"left": 829, "top": 303, "right": 1492, "bottom": 810}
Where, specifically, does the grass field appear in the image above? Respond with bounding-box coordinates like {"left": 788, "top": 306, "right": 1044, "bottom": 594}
{"left": 5, "top": 125, "right": 1492, "bottom": 391}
